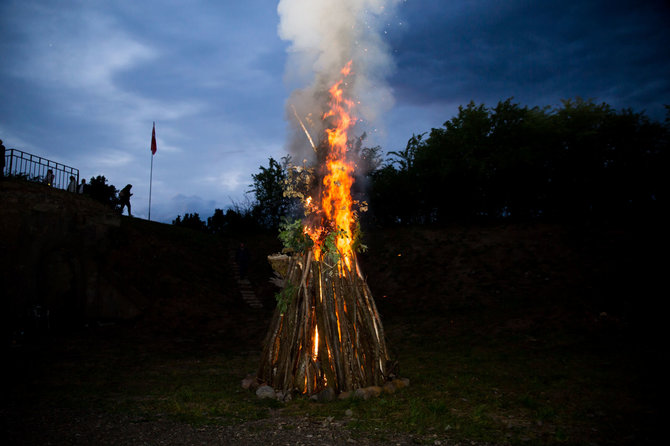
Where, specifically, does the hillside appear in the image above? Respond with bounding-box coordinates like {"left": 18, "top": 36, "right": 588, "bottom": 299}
{"left": 1, "top": 178, "right": 278, "bottom": 347}
{"left": 1, "top": 177, "right": 661, "bottom": 445}
{"left": 2, "top": 177, "right": 660, "bottom": 338}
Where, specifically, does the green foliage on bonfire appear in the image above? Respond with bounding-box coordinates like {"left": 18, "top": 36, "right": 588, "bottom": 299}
{"left": 321, "top": 228, "right": 346, "bottom": 264}
{"left": 274, "top": 282, "right": 297, "bottom": 314}
{"left": 351, "top": 220, "right": 368, "bottom": 254}
{"left": 278, "top": 218, "right": 314, "bottom": 254}
{"left": 278, "top": 217, "right": 367, "bottom": 263}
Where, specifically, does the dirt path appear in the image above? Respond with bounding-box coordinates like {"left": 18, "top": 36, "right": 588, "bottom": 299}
{"left": 3, "top": 408, "right": 493, "bottom": 446}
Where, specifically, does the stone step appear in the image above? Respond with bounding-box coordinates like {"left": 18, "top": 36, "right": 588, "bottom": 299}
{"left": 231, "top": 248, "right": 262, "bottom": 309}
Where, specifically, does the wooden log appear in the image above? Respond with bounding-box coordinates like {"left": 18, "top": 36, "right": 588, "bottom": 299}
{"left": 257, "top": 251, "right": 389, "bottom": 396}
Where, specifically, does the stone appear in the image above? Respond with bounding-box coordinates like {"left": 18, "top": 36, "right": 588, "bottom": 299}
{"left": 318, "top": 387, "right": 335, "bottom": 402}
{"left": 393, "top": 378, "right": 410, "bottom": 389}
{"left": 338, "top": 391, "right": 352, "bottom": 400}
{"left": 256, "top": 385, "right": 275, "bottom": 399}
{"left": 382, "top": 381, "right": 396, "bottom": 394}
{"left": 353, "top": 386, "right": 382, "bottom": 400}
{"left": 366, "top": 386, "right": 383, "bottom": 398}
{"left": 310, "top": 387, "right": 335, "bottom": 402}
{"left": 354, "top": 388, "right": 369, "bottom": 400}
{"left": 354, "top": 386, "right": 383, "bottom": 400}
{"left": 241, "top": 375, "right": 258, "bottom": 390}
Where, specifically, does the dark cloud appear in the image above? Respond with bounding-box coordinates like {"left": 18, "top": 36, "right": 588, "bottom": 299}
{"left": 389, "top": 0, "right": 670, "bottom": 117}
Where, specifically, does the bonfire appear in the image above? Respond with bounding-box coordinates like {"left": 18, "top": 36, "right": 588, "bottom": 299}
{"left": 254, "top": 63, "right": 397, "bottom": 398}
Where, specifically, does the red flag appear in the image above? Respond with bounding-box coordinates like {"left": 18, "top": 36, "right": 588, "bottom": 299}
{"left": 151, "top": 122, "right": 157, "bottom": 155}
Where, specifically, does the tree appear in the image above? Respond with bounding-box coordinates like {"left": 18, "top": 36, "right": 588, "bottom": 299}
{"left": 387, "top": 133, "right": 425, "bottom": 172}
{"left": 205, "top": 205, "right": 260, "bottom": 234}
{"left": 371, "top": 134, "right": 429, "bottom": 224}
{"left": 172, "top": 213, "right": 206, "bottom": 231}
{"left": 368, "top": 98, "right": 667, "bottom": 225}
{"left": 206, "top": 208, "right": 226, "bottom": 234}
{"left": 358, "top": 145, "right": 384, "bottom": 175}
{"left": 87, "top": 175, "right": 119, "bottom": 210}
{"left": 250, "top": 157, "right": 292, "bottom": 229}
{"left": 420, "top": 101, "right": 494, "bottom": 221}
{"left": 486, "top": 99, "right": 551, "bottom": 219}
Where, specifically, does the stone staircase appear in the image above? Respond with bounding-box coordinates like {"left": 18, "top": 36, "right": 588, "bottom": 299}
{"left": 229, "top": 250, "right": 263, "bottom": 309}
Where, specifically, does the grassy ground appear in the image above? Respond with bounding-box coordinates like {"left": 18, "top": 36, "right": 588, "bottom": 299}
{"left": 5, "top": 311, "right": 657, "bottom": 445}
{"left": 3, "top": 216, "right": 661, "bottom": 445}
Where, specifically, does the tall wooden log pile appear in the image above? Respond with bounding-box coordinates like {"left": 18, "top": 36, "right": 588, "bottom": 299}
{"left": 258, "top": 251, "right": 389, "bottom": 397}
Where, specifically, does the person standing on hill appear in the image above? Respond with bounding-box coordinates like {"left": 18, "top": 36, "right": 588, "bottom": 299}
{"left": 236, "top": 242, "right": 250, "bottom": 279}
{"left": 45, "top": 169, "right": 54, "bottom": 186}
{"left": 67, "top": 175, "right": 77, "bottom": 192}
{"left": 0, "top": 139, "right": 6, "bottom": 180}
{"left": 119, "top": 184, "right": 133, "bottom": 217}
{"left": 78, "top": 178, "right": 86, "bottom": 194}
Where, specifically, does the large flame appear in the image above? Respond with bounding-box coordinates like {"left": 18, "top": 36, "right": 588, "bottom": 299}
{"left": 300, "top": 62, "right": 357, "bottom": 393}
{"left": 307, "top": 61, "right": 357, "bottom": 269}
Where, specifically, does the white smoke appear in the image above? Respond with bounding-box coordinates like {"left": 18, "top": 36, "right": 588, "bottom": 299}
{"left": 277, "top": 0, "right": 399, "bottom": 161}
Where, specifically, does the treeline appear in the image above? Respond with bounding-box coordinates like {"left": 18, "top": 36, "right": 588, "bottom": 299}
{"left": 174, "top": 98, "right": 667, "bottom": 232}
{"left": 370, "top": 98, "right": 667, "bottom": 225}
{"left": 172, "top": 207, "right": 260, "bottom": 234}
{"left": 172, "top": 156, "right": 299, "bottom": 234}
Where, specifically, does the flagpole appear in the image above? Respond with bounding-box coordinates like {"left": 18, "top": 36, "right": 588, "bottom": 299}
{"left": 148, "top": 121, "right": 156, "bottom": 221}
{"left": 149, "top": 152, "right": 154, "bottom": 221}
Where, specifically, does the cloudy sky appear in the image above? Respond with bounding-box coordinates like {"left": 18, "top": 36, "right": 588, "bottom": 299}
{"left": 1, "top": 0, "right": 668, "bottom": 222}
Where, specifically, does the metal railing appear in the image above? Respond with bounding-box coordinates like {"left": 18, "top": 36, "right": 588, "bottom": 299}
{"left": 3, "top": 148, "right": 79, "bottom": 190}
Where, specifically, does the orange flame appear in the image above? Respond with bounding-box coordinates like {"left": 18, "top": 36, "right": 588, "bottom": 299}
{"left": 312, "top": 325, "right": 319, "bottom": 362}
{"left": 299, "top": 63, "right": 356, "bottom": 392}
{"left": 307, "top": 61, "right": 357, "bottom": 269}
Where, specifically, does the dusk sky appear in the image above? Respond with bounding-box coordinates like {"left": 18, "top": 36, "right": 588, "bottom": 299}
{"left": 1, "top": 0, "right": 669, "bottom": 222}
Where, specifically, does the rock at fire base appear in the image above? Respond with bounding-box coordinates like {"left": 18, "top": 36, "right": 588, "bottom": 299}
{"left": 310, "top": 387, "right": 335, "bottom": 402}
{"left": 383, "top": 381, "right": 397, "bottom": 394}
{"left": 367, "top": 386, "right": 383, "bottom": 398}
{"left": 394, "top": 378, "right": 410, "bottom": 389}
{"left": 338, "top": 391, "right": 352, "bottom": 400}
{"left": 256, "top": 385, "right": 275, "bottom": 399}
{"left": 241, "top": 374, "right": 259, "bottom": 390}
{"left": 354, "top": 386, "right": 383, "bottom": 400}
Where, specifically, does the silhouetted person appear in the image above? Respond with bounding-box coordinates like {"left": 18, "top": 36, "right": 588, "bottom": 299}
{"left": 78, "top": 178, "right": 86, "bottom": 194}
{"left": 45, "top": 169, "right": 54, "bottom": 186}
{"left": 0, "top": 139, "right": 5, "bottom": 180}
{"left": 67, "top": 175, "right": 77, "bottom": 192}
{"left": 236, "top": 242, "right": 250, "bottom": 279}
{"left": 119, "top": 184, "right": 133, "bottom": 216}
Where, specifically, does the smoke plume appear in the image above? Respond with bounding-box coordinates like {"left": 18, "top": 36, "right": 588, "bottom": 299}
{"left": 277, "top": 0, "right": 398, "bottom": 162}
